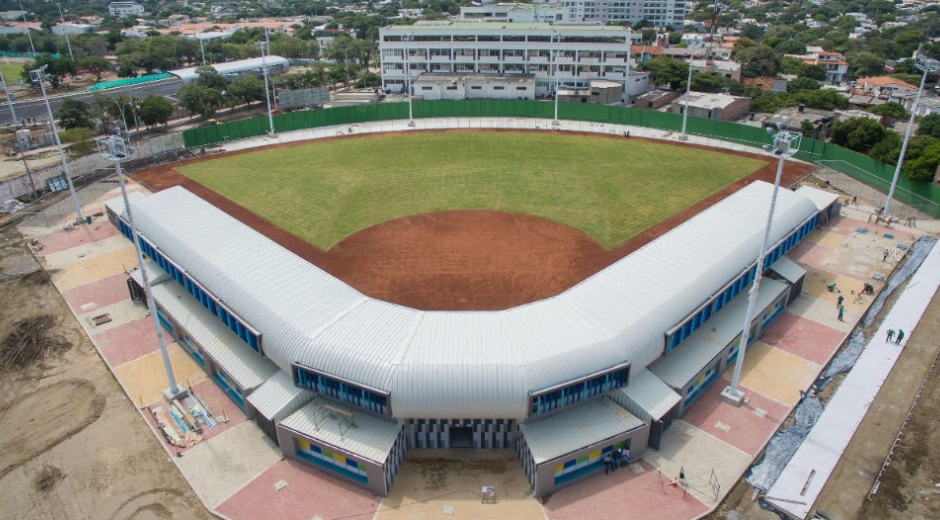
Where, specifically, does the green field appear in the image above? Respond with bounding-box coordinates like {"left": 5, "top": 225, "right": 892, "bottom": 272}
{"left": 177, "top": 132, "right": 767, "bottom": 250}
{"left": 0, "top": 63, "right": 23, "bottom": 85}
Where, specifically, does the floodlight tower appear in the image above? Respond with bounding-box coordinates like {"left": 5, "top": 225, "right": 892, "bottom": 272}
{"left": 18, "top": 0, "right": 35, "bottom": 54}
{"left": 56, "top": 3, "right": 73, "bottom": 60}
{"left": 883, "top": 51, "right": 938, "bottom": 220}
{"left": 97, "top": 135, "right": 184, "bottom": 401}
{"left": 261, "top": 24, "right": 276, "bottom": 137}
{"left": 403, "top": 32, "right": 414, "bottom": 126}
{"left": 31, "top": 64, "right": 82, "bottom": 222}
{"left": 552, "top": 29, "right": 561, "bottom": 126}
{"left": 679, "top": 48, "right": 696, "bottom": 140}
{"left": 721, "top": 126, "right": 801, "bottom": 406}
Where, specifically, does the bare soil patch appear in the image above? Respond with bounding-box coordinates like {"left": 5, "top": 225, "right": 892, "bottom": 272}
{"left": 0, "top": 225, "right": 211, "bottom": 520}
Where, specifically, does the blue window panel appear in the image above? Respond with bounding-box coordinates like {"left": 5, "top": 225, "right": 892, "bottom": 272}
{"left": 295, "top": 449, "right": 368, "bottom": 484}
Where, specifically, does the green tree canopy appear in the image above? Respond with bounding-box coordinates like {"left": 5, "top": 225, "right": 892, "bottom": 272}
{"left": 226, "top": 74, "right": 266, "bottom": 108}
{"left": 869, "top": 102, "right": 908, "bottom": 119}
{"left": 917, "top": 114, "right": 940, "bottom": 139}
{"left": 55, "top": 98, "right": 92, "bottom": 130}
{"left": 829, "top": 117, "right": 886, "bottom": 154}
{"left": 138, "top": 95, "right": 174, "bottom": 127}
{"left": 177, "top": 83, "right": 222, "bottom": 118}
{"left": 78, "top": 55, "right": 112, "bottom": 82}
{"left": 22, "top": 55, "right": 77, "bottom": 89}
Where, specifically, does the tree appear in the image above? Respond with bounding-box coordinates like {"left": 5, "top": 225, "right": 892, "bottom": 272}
{"left": 107, "top": 94, "right": 140, "bottom": 132}
{"left": 870, "top": 102, "right": 908, "bottom": 119}
{"left": 356, "top": 71, "right": 382, "bottom": 88}
{"left": 737, "top": 45, "right": 778, "bottom": 78}
{"left": 800, "top": 119, "right": 815, "bottom": 137}
{"left": 138, "top": 95, "right": 174, "bottom": 127}
{"left": 637, "top": 56, "right": 689, "bottom": 90}
{"left": 21, "top": 55, "right": 77, "bottom": 89}
{"left": 195, "top": 65, "right": 226, "bottom": 90}
{"left": 55, "top": 98, "right": 92, "bottom": 129}
{"left": 59, "top": 126, "right": 95, "bottom": 156}
{"left": 226, "top": 74, "right": 265, "bottom": 108}
{"left": 847, "top": 51, "right": 885, "bottom": 79}
{"left": 787, "top": 77, "right": 820, "bottom": 93}
{"left": 917, "top": 114, "right": 940, "bottom": 139}
{"left": 903, "top": 138, "right": 940, "bottom": 182}
{"left": 739, "top": 23, "right": 765, "bottom": 41}
{"left": 795, "top": 89, "right": 849, "bottom": 110}
{"left": 78, "top": 55, "right": 112, "bottom": 82}
{"left": 830, "top": 117, "right": 886, "bottom": 154}
{"left": 177, "top": 83, "right": 222, "bottom": 118}
{"left": 868, "top": 131, "right": 902, "bottom": 164}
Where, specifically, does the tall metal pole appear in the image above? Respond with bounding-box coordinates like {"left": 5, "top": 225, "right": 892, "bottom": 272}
{"left": 199, "top": 35, "right": 206, "bottom": 66}
{"left": 34, "top": 66, "right": 82, "bottom": 222}
{"left": 404, "top": 33, "right": 413, "bottom": 125}
{"left": 261, "top": 25, "right": 275, "bottom": 137}
{"left": 680, "top": 49, "right": 694, "bottom": 140}
{"left": 552, "top": 30, "right": 560, "bottom": 126}
{"left": 1, "top": 67, "right": 36, "bottom": 197}
{"left": 56, "top": 3, "right": 74, "bottom": 60}
{"left": 19, "top": 0, "right": 35, "bottom": 55}
{"left": 723, "top": 130, "right": 800, "bottom": 404}
{"left": 884, "top": 60, "right": 932, "bottom": 218}
{"left": 105, "top": 137, "right": 181, "bottom": 398}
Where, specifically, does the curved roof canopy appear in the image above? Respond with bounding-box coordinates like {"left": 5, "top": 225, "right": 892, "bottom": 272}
{"left": 124, "top": 181, "right": 820, "bottom": 419}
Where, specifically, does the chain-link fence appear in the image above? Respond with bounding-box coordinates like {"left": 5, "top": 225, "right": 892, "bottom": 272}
{"left": 0, "top": 133, "right": 184, "bottom": 203}
{"left": 813, "top": 160, "right": 938, "bottom": 221}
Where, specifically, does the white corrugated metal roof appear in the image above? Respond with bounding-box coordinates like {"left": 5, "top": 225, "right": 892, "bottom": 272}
{"left": 152, "top": 281, "right": 279, "bottom": 391}
{"left": 123, "top": 182, "right": 823, "bottom": 420}
{"left": 649, "top": 278, "right": 788, "bottom": 389}
{"left": 280, "top": 400, "right": 402, "bottom": 464}
{"left": 614, "top": 369, "right": 681, "bottom": 422}
{"left": 519, "top": 398, "right": 644, "bottom": 463}
{"left": 770, "top": 256, "right": 806, "bottom": 285}
{"left": 247, "top": 371, "right": 316, "bottom": 421}
{"left": 795, "top": 186, "right": 840, "bottom": 211}
{"left": 169, "top": 56, "right": 289, "bottom": 83}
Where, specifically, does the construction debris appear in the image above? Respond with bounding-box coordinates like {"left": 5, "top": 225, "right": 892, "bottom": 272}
{"left": 0, "top": 314, "right": 71, "bottom": 373}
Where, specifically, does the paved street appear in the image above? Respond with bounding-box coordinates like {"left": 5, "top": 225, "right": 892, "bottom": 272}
{"left": 0, "top": 77, "right": 183, "bottom": 125}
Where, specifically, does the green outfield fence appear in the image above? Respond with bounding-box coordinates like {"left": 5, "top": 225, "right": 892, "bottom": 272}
{"left": 182, "top": 100, "right": 940, "bottom": 217}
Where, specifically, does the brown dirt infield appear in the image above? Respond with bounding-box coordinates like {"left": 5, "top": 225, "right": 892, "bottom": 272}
{"left": 134, "top": 131, "right": 810, "bottom": 311}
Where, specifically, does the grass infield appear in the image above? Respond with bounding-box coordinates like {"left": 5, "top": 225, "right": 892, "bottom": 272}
{"left": 177, "top": 132, "right": 767, "bottom": 250}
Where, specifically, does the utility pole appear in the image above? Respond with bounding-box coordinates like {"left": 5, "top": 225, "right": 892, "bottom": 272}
{"left": 32, "top": 65, "right": 82, "bottom": 222}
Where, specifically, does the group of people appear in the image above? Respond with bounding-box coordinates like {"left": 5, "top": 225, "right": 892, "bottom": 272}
{"left": 602, "top": 447, "right": 631, "bottom": 474}
{"left": 886, "top": 328, "right": 906, "bottom": 345}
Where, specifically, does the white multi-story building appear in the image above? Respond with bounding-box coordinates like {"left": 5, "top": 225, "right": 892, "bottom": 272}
{"left": 380, "top": 23, "right": 637, "bottom": 100}
{"left": 108, "top": 2, "right": 146, "bottom": 18}
{"left": 461, "top": 1, "right": 685, "bottom": 28}
{"left": 560, "top": 0, "right": 686, "bottom": 28}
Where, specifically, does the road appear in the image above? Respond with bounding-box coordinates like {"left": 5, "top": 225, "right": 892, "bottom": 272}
{"left": 0, "top": 77, "right": 183, "bottom": 125}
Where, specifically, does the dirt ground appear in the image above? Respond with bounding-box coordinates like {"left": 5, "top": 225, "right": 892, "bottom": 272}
{"left": 0, "top": 224, "right": 211, "bottom": 520}
{"left": 134, "top": 132, "right": 810, "bottom": 310}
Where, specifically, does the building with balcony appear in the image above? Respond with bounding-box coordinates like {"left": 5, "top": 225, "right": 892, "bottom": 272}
{"left": 796, "top": 48, "right": 849, "bottom": 85}
{"left": 379, "top": 23, "right": 637, "bottom": 101}
{"left": 108, "top": 2, "right": 146, "bottom": 18}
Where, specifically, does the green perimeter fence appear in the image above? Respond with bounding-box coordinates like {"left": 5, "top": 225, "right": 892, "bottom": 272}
{"left": 182, "top": 100, "right": 940, "bottom": 217}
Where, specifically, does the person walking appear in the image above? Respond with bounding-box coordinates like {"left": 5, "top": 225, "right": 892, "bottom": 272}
{"left": 883, "top": 249, "right": 890, "bottom": 262}
{"left": 837, "top": 295, "right": 844, "bottom": 308}
{"left": 896, "top": 329, "right": 905, "bottom": 345}
{"left": 604, "top": 451, "right": 613, "bottom": 474}
{"left": 838, "top": 304, "right": 845, "bottom": 321}
{"left": 887, "top": 329, "right": 895, "bottom": 342}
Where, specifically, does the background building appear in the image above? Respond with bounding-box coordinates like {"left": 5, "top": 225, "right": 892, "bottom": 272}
{"left": 108, "top": 2, "right": 146, "bottom": 18}
{"left": 380, "top": 23, "right": 636, "bottom": 102}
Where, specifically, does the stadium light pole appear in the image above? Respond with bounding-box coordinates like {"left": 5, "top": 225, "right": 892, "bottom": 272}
{"left": 403, "top": 32, "right": 414, "bottom": 126}
{"left": 0, "top": 67, "right": 36, "bottom": 197}
{"left": 552, "top": 29, "right": 561, "bottom": 126}
{"left": 260, "top": 25, "right": 275, "bottom": 137}
{"left": 679, "top": 47, "right": 696, "bottom": 140}
{"left": 721, "top": 127, "right": 801, "bottom": 406}
{"left": 198, "top": 34, "right": 206, "bottom": 65}
{"left": 31, "top": 64, "right": 82, "bottom": 222}
{"left": 97, "top": 135, "right": 183, "bottom": 401}
{"left": 19, "top": 0, "right": 35, "bottom": 54}
{"left": 56, "top": 3, "right": 73, "bottom": 60}
{"left": 883, "top": 52, "right": 938, "bottom": 220}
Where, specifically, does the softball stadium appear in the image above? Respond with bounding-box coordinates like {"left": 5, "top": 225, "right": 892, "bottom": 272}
{"left": 104, "top": 112, "right": 840, "bottom": 502}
